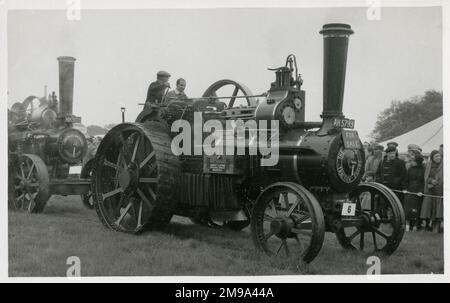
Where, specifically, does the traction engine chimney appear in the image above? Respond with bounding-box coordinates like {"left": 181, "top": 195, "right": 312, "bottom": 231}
{"left": 57, "top": 56, "right": 76, "bottom": 116}
{"left": 318, "top": 23, "right": 353, "bottom": 132}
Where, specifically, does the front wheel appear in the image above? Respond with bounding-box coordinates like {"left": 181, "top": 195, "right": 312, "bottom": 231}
{"left": 9, "top": 154, "right": 50, "bottom": 213}
{"left": 335, "top": 182, "right": 405, "bottom": 255}
{"left": 251, "top": 182, "right": 325, "bottom": 263}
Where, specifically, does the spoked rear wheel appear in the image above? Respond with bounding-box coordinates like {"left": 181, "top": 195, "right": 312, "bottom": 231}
{"left": 251, "top": 182, "right": 325, "bottom": 263}
{"left": 9, "top": 154, "right": 50, "bottom": 213}
{"left": 335, "top": 183, "right": 405, "bottom": 255}
{"left": 92, "top": 121, "right": 180, "bottom": 234}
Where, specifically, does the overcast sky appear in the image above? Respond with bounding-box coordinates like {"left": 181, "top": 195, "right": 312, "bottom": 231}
{"left": 7, "top": 6, "right": 442, "bottom": 141}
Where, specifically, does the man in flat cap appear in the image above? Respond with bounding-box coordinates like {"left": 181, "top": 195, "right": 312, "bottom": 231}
{"left": 145, "top": 71, "right": 171, "bottom": 107}
{"left": 376, "top": 146, "right": 407, "bottom": 204}
{"left": 386, "top": 141, "right": 398, "bottom": 149}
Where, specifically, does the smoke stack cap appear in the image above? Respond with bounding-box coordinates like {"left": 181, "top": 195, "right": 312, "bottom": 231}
{"left": 320, "top": 23, "right": 354, "bottom": 36}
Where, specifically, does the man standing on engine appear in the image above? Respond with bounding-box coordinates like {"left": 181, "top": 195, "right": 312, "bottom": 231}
{"left": 145, "top": 70, "right": 171, "bottom": 107}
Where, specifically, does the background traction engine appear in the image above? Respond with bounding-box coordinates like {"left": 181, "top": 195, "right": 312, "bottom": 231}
{"left": 92, "top": 23, "right": 405, "bottom": 263}
{"left": 8, "top": 57, "right": 91, "bottom": 213}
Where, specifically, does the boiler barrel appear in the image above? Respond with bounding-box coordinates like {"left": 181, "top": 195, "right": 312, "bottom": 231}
{"left": 57, "top": 56, "right": 76, "bottom": 116}
{"left": 319, "top": 23, "right": 353, "bottom": 118}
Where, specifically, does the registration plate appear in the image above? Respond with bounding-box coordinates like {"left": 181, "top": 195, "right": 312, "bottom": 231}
{"left": 333, "top": 118, "right": 355, "bottom": 129}
{"left": 65, "top": 115, "right": 82, "bottom": 124}
{"left": 341, "top": 202, "right": 357, "bottom": 216}
{"left": 69, "top": 165, "right": 82, "bottom": 175}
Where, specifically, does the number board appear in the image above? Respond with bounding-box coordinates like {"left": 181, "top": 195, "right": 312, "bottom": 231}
{"left": 333, "top": 118, "right": 355, "bottom": 129}
{"left": 342, "top": 130, "right": 362, "bottom": 150}
{"left": 65, "top": 116, "right": 82, "bottom": 123}
{"left": 341, "top": 202, "right": 357, "bottom": 216}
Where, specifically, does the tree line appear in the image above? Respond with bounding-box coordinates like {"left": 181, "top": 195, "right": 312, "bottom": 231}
{"left": 371, "top": 90, "right": 442, "bottom": 142}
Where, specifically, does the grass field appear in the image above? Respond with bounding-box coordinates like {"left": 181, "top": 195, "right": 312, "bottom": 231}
{"left": 9, "top": 195, "right": 444, "bottom": 277}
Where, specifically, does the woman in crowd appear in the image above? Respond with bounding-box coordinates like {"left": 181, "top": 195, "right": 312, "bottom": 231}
{"left": 364, "top": 145, "right": 383, "bottom": 182}
{"left": 420, "top": 150, "right": 444, "bottom": 232}
{"left": 361, "top": 145, "right": 383, "bottom": 209}
{"left": 404, "top": 154, "right": 425, "bottom": 231}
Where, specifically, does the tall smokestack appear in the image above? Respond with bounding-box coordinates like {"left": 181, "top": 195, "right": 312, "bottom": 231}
{"left": 57, "top": 56, "right": 76, "bottom": 116}
{"left": 319, "top": 23, "right": 353, "bottom": 120}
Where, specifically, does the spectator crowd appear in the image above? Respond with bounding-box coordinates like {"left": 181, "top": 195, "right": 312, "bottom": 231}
{"left": 363, "top": 142, "right": 444, "bottom": 233}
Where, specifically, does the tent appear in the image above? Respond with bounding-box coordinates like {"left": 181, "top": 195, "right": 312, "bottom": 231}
{"left": 378, "top": 116, "right": 443, "bottom": 155}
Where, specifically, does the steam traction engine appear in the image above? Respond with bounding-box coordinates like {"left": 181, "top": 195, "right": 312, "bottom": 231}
{"left": 8, "top": 57, "right": 91, "bottom": 213}
{"left": 92, "top": 24, "right": 405, "bottom": 263}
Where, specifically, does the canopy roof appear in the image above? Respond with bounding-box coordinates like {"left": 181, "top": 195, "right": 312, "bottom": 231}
{"left": 379, "top": 116, "right": 443, "bottom": 155}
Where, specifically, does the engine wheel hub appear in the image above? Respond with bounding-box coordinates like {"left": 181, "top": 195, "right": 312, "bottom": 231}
{"left": 119, "top": 162, "right": 139, "bottom": 190}
{"left": 270, "top": 217, "right": 294, "bottom": 239}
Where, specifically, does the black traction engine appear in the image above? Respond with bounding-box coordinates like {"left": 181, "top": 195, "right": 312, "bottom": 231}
{"left": 91, "top": 24, "right": 405, "bottom": 263}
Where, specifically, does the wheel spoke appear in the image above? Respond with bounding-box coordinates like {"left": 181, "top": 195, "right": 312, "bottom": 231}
{"left": 16, "top": 193, "right": 24, "bottom": 203}
{"left": 113, "top": 155, "right": 122, "bottom": 188}
{"left": 131, "top": 135, "right": 140, "bottom": 163}
{"left": 229, "top": 86, "right": 240, "bottom": 106}
{"left": 372, "top": 231, "right": 378, "bottom": 251}
{"left": 287, "top": 198, "right": 300, "bottom": 216}
{"left": 102, "top": 187, "right": 124, "bottom": 199}
{"left": 291, "top": 228, "right": 312, "bottom": 236}
{"left": 136, "top": 200, "right": 143, "bottom": 229}
{"left": 295, "top": 234, "right": 305, "bottom": 251}
{"left": 276, "top": 241, "right": 284, "bottom": 256}
{"left": 20, "top": 165, "right": 25, "bottom": 179}
{"left": 279, "top": 192, "right": 289, "bottom": 210}
{"left": 348, "top": 229, "right": 362, "bottom": 241}
{"left": 293, "top": 213, "right": 310, "bottom": 225}
{"left": 139, "top": 151, "right": 155, "bottom": 169}
{"left": 369, "top": 226, "right": 390, "bottom": 240}
{"left": 146, "top": 185, "right": 157, "bottom": 201}
{"left": 115, "top": 202, "right": 133, "bottom": 226}
{"left": 27, "top": 195, "right": 35, "bottom": 212}
{"left": 137, "top": 188, "right": 154, "bottom": 210}
{"left": 139, "top": 178, "right": 158, "bottom": 183}
{"left": 296, "top": 221, "right": 313, "bottom": 230}
{"left": 104, "top": 159, "right": 120, "bottom": 170}
{"left": 269, "top": 201, "right": 278, "bottom": 218}
{"left": 118, "top": 134, "right": 132, "bottom": 164}
{"left": 26, "top": 163, "right": 35, "bottom": 180}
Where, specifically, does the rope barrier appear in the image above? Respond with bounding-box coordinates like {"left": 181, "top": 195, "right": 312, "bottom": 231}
{"left": 392, "top": 189, "right": 443, "bottom": 199}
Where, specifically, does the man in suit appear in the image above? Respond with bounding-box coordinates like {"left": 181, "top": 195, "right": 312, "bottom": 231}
{"left": 145, "top": 71, "right": 171, "bottom": 107}
{"left": 376, "top": 146, "right": 407, "bottom": 204}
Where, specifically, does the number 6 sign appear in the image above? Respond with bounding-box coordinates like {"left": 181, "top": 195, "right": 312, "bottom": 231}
{"left": 341, "top": 202, "right": 357, "bottom": 216}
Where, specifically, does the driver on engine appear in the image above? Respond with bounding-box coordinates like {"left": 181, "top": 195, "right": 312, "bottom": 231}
{"left": 144, "top": 70, "right": 171, "bottom": 108}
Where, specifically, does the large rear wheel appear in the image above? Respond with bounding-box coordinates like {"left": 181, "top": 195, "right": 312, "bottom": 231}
{"left": 92, "top": 121, "right": 180, "bottom": 234}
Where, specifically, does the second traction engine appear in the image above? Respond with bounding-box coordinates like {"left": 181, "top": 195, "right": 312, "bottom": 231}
{"left": 8, "top": 57, "right": 91, "bottom": 213}
{"left": 92, "top": 23, "right": 405, "bottom": 263}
